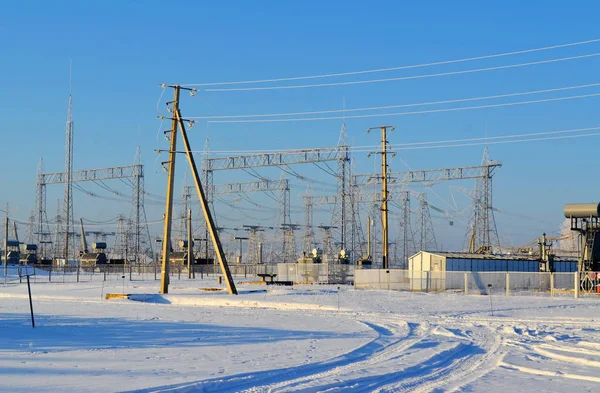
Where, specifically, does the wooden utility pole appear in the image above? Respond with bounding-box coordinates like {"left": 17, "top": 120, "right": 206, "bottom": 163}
{"left": 158, "top": 84, "right": 238, "bottom": 295}
{"left": 368, "top": 126, "right": 395, "bottom": 269}
{"left": 174, "top": 105, "right": 238, "bottom": 294}
{"left": 159, "top": 86, "right": 180, "bottom": 294}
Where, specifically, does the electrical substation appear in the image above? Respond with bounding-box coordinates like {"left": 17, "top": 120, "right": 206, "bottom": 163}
{"left": 1, "top": 82, "right": 595, "bottom": 296}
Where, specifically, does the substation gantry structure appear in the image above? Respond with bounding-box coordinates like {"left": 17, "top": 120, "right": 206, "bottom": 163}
{"left": 304, "top": 189, "right": 425, "bottom": 268}
{"left": 184, "top": 178, "right": 289, "bottom": 263}
{"left": 35, "top": 161, "right": 152, "bottom": 263}
{"left": 242, "top": 224, "right": 271, "bottom": 264}
{"left": 201, "top": 144, "right": 352, "bottom": 264}
{"left": 352, "top": 160, "right": 502, "bottom": 257}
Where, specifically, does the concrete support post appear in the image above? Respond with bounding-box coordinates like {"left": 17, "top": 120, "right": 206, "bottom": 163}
{"left": 505, "top": 272, "right": 510, "bottom": 296}
{"left": 574, "top": 272, "right": 579, "bottom": 299}
{"left": 464, "top": 271, "right": 468, "bottom": 295}
{"left": 550, "top": 273, "right": 554, "bottom": 297}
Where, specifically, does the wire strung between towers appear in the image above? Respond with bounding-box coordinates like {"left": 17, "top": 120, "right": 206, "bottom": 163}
{"left": 179, "top": 38, "right": 600, "bottom": 87}
{"left": 185, "top": 126, "right": 600, "bottom": 156}
{"left": 202, "top": 53, "right": 600, "bottom": 92}
{"left": 187, "top": 82, "right": 600, "bottom": 120}
{"left": 204, "top": 92, "right": 600, "bottom": 123}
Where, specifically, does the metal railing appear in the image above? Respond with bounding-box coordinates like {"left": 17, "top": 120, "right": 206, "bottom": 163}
{"left": 354, "top": 270, "right": 600, "bottom": 298}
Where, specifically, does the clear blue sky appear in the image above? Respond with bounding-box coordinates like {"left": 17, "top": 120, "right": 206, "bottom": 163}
{"left": 1, "top": 0, "right": 599, "bottom": 250}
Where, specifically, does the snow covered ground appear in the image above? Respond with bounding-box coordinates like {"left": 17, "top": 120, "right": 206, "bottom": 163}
{"left": 1, "top": 267, "right": 600, "bottom": 392}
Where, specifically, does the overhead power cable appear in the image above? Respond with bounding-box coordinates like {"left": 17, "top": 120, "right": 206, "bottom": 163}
{"left": 188, "top": 82, "right": 600, "bottom": 119}
{"left": 203, "top": 53, "right": 600, "bottom": 92}
{"left": 391, "top": 132, "right": 600, "bottom": 151}
{"left": 206, "top": 92, "right": 600, "bottom": 123}
{"left": 191, "top": 126, "right": 600, "bottom": 155}
{"left": 180, "top": 38, "right": 600, "bottom": 87}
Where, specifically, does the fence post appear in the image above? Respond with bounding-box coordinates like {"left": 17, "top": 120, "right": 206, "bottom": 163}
{"left": 154, "top": 264, "right": 157, "bottom": 281}
{"left": 104, "top": 268, "right": 107, "bottom": 282}
{"left": 505, "top": 272, "right": 510, "bottom": 296}
{"left": 574, "top": 272, "right": 579, "bottom": 299}
{"left": 76, "top": 264, "right": 80, "bottom": 283}
{"left": 464, "top": 271, "right": 468, "bottom": 295}
{"left": 550, "top": 273, "right": 555, "bottom": 297}
{"left": 49, "top": 266, "right": 52, "bottom": 282}
{"left": 129, "top": 265, "right": 132, "bottom": 281}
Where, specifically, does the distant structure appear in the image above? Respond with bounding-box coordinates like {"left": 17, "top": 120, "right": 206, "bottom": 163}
{"left": 564, "top": 203, "right": 600, "bottom": 272}
{"left": 465, "top": 148, "right": 501, "bottom": 253}
{"left": 63, "top": 70, "right": 75, "bottom": 262}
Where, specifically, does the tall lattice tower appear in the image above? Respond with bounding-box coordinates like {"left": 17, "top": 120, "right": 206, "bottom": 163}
{"left": 331, "top": 121, "right": 352, "bottom": 255}
{"left": 302, "top": 188, "right": 316, "bottom": 253}
{"left": 318, "top": 225, "right": 336, "bottom": 261}
{"left": 63, "top": 68, "right": 75, "bottom": 261}
{"left": 465, "top": 147, "right": 500, "bottom": 253}
{"left": 281, "top": 224, "right": 299, "bottom": 263}
{"left": 199, "top": 137, "right": 215, "bottom": 262}
{"left": 244, "top": 225, "right": 265, "bottom": 264}
{"left": 130, "top": 147, "right": 153, "bottom": 263}
{"left": 177, "top": 172, "right": 190, "bottom": 249}
{"left": 397, "top": 191, "right": 415, "bottom": 269}
{"left": 52, "top": 199, "right": 62, "bottom": 260}
{"left": 33, "top": 158, "right": 50, "bottom": 248}
{"left": 369, "top": 196, "right": 381, "bottom": 265}
{"left": 114, "top": 215, "right": 130, "bottom": 260}
{"left": 414, "top": 193, "right": 437, "bottom": 253}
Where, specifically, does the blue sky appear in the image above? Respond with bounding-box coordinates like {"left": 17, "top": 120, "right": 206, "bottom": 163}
{"left": 1, "top": 0, "right": 600, "bottom": 251}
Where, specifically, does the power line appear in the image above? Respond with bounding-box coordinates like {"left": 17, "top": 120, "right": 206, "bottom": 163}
{"left": 204, "top": 53, "right": 600, "bottom": 92}
{"left": 206, "top": 92, "right": 600, "bottom": 123}
{"left": 180, "top": 38, "right": 600, "bottom": 87}
{"left": 189, "top": 126, "right": 600, "bottom": 155}
{"left": 188, "top": 82, "right": 600, "bottom": 119}
{"left": 391, "top": 132, "right": 600, "bottom": 151}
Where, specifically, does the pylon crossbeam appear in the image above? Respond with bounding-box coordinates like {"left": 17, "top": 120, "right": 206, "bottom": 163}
{"left": 203, "top": 147, "right": 347, "bottom": 171}
{"left": 353, "top": 163, "right": 501, "bottom": 185}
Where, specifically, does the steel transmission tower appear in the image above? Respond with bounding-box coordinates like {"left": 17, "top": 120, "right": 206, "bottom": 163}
{"left": 281, "top": 224, "right": 299, "bottom": 262}
{"left": 63, "top": 72, "right": 75, "bottom": 261}
{"left": 177, "top": 172, "right": 190, "bottom": 249}
{"left": 466, "top": 147, "right": 501, "bottom": 253}
{"left": 115, "top": 215, "right": 130, "bottom": 260}
{"left": 131, "top": 147, "right": 153, "bottom": 262}
{"left": 243, "top": 225, "right": 266, "bottom": 264}
{"left": 331, "top": 122, "right": 352, "bottom": 255}
{"left": 414, "top": 193, "right": 437, "bottom": 253}
{"left": 395, "top": 191, "right": 415, "bottom": 268}
{"left": 53, "top": 200, "right": 62, "bottom": 260}
{"left": 302, "top": 189, "right": 316, "bottom": 253}
{"left": 34, "top": 158, "right": 51, "bottom": 249}
{"left": 318, "top": 225, "right": 336, "bottom": 261}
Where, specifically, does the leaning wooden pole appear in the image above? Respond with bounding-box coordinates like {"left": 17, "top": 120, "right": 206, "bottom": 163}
{"left": 159, "top": 86, "right": 180, "bottom": 294}
{"left": 175, "top": 108, "right": 238, "bottom": 295}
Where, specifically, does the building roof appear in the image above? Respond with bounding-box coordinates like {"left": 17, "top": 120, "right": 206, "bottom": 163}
{"left": 413, "top": 250, "right": 576, "bottom": 262}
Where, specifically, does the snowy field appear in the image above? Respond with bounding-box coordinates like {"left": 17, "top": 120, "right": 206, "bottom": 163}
{"left": 1, "top": 267, "right": 600, "bottom": 392}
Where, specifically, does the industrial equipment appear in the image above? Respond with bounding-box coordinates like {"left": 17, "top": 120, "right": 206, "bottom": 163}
{"left": 78, "top": 219, "right": 108, "bottom": 267}
{"left": 564, "top": 203, "right": 600, "bottom": 272}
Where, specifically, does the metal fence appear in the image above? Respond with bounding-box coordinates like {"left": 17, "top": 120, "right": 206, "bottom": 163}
{"left": 21, "top": 263, "right": 279, "bottom": 284}
{"left": 276, "top": 263, "right": 354, "bottom": 285}
{"left": 355, "top": 269, "right": 600, "bottom": 298}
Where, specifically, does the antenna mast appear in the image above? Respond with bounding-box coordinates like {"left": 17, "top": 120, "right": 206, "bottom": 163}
{"left": 63, "top": 61, "right": 74, "bottom": 262}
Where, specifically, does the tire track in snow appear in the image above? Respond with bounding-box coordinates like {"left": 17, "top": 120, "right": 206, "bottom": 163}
{"left": 125, "top": 318, "right": 410, "bottom": 393}
{"left": 251, "top": 320, "right": 427, "bottom": 393}
{"left": 246, "top": 319, "right": 500, "bottom": 393}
